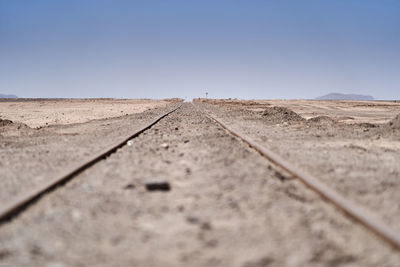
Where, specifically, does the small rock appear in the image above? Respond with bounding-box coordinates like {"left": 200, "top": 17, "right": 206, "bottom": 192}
{"left": 127, "top": 140, "right": 133, "bottom": 146}
{"left": 175, "top": 127, "right": 179, "bottom": 130}
{"left": 186, "top": 216, "right": 212, "bottom": 230}
{"left": 184, "top": 140, "right": 189, "bottom": 143}
{"left": 124, "top": 183, "right": 135, "bottom": 189}
{"left": 160, "top": 143, "right": 169, "bottom": 149}
{"left": 201, "top": 222, "right": 212, "bottom": 231}
{"left": 274, "top": 171, "right": 286, "bottom": 181}
{"left": 177, "top": 205, "right": 185, "bottom": 212}
{"left": 186, "top": 216, "right": 200, "bottom": 224}
{"left": 30, "top": 244, "right": 42, "bottom": 255}
{"left": 145, "top": 180, "right": 171, "bottom": 191}
{"left": 205, "top": 239, "right": 218, "bottom": 247}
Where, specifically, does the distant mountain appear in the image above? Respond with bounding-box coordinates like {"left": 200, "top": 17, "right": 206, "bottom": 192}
{"left": 316, "top": 93, "right": 374, "bottom": 101}
{"left": 0, "top": 93, "right": 18, "bottom": 98}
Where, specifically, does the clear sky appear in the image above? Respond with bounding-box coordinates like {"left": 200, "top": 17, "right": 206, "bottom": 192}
{"left": 1, "top": 0, "right": 399, "bottom": 99}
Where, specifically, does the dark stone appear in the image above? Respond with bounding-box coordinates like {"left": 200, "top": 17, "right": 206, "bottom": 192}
{"left": 201, "top": 222, "right": 212, "bottom": 231}
{"left": 274, "top": 171, "right": 287, "bottom": 181}
{"left": 186, "top": 216, "right": 200, "bottom": 224}
{"left": 124, "top": 183, "right": 135, "bottom": 189}
{"left": 145, "top": 181, "right": 170, "bottom": 191}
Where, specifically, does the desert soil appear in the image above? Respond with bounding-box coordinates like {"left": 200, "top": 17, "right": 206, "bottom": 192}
{"left": 220, "top": 99, "right": 400, "bottom": 124}
{"left": 0, "top": 99, "right": 400, "bottom": 266}
{"left": 0, "top": 99, "right": 172, "bottom": 128}
{"left": 0, "top": 99, "right": 180, "bottom": 204}
{"left": 194, "top": 99, "right": 400, "bottom": 232}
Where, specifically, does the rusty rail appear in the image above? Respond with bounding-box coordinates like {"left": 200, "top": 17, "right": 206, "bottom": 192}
{"left": 0, "top": 103, "right": 182, "bottom": 223}
{"left": 198, "top": 106, "right": 400, "bottom": 250}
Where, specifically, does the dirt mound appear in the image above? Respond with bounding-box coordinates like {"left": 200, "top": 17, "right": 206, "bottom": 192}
{"left": 308, "top": 116, "right": 336, "bottom": 124}
{"left": 388, "top": 114, "right": 400, "bottom": 130}
{"left": 163, "top": 98, "right": 184, "bottom": 102}
{"left": 0, "top": 119, "right": 13, "bottom": 127}
{"left": 193, "top": 98, "right": 269, "bottom": 108}
{"left": 374, "top": 113, "right": 400, "bottom": 139}
{"left": 261, "top": 106, "right": 305, "bottom": 123}
{"left": 358, "top": 122, "right": 377, "bottom": 128}
{"left": 0, "top": 119, "right": 33, "bottom": 136}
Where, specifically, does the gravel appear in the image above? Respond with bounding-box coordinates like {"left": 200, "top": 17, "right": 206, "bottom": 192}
{"left": 0, "top": 103, "right": 399, "bottom": 266}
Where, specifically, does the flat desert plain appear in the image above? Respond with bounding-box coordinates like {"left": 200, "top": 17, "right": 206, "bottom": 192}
{"left": 0, "top": 98, "right": 173, "bottom": 128}
{"left": 0, "top": 98, "right": 400, "bottom": 267}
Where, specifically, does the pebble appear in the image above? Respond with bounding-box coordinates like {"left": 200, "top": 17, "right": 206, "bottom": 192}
{"left": 186, "top": 216, "right": 200, "bottom": 224}
{"left": 160, "top": 143, "right": 169, "bottom": 149}
{"left": 124, "top": 183, "right": 135, "bottom": 189}
{"left": 145, "top": 180, "right": 171, "bottom": 191}
{"left": 127, "top": 140, "right": 133, "bottom": 146}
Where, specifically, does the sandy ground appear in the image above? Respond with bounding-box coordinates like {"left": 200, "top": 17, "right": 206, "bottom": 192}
{"left": 0, "top": 100, "right": 181, "bottom": 204}
{"left": 195, "top": 99, "right": 400, "bottom": 232}
{"left": 1, "top": 99, "right": 400, "bottom": 266}
{"left": 203, "top": 98, "right": 400, "bottom": 124}
{"left": 0, "top": 99, "right": 172, "bottom": 128}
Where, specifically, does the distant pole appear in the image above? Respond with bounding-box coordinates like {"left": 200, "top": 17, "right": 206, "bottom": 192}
{"left": 205, "top": 92, "right": 208, "bottom": 98}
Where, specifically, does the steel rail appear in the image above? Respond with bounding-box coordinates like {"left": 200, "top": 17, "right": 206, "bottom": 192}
{"left": 198, "top": 105, "right": 400, "bottom": 250}
{"left": 0, "top": 103, "right": 182, "bottom": 223}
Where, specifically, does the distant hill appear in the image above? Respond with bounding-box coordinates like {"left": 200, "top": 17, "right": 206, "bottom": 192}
{"left": 0, "top": 93, "right": 18, "bottom": 98}
{"left": 316, "top": 93, "right": 374, "bottom": 101}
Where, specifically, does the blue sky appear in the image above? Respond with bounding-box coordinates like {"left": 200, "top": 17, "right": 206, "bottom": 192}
{"left": 1, "top": 0, "right": 399, "bottom": 99}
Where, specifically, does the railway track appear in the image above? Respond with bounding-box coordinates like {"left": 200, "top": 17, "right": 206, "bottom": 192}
{"left": 193, "top": 103, "right": 400, "bottom": 251}
{"left": 1, "top": 102, "right": 399, "bottom": 254}
{"left": 0, "top": 103, "right": 182, "bottom": 223}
